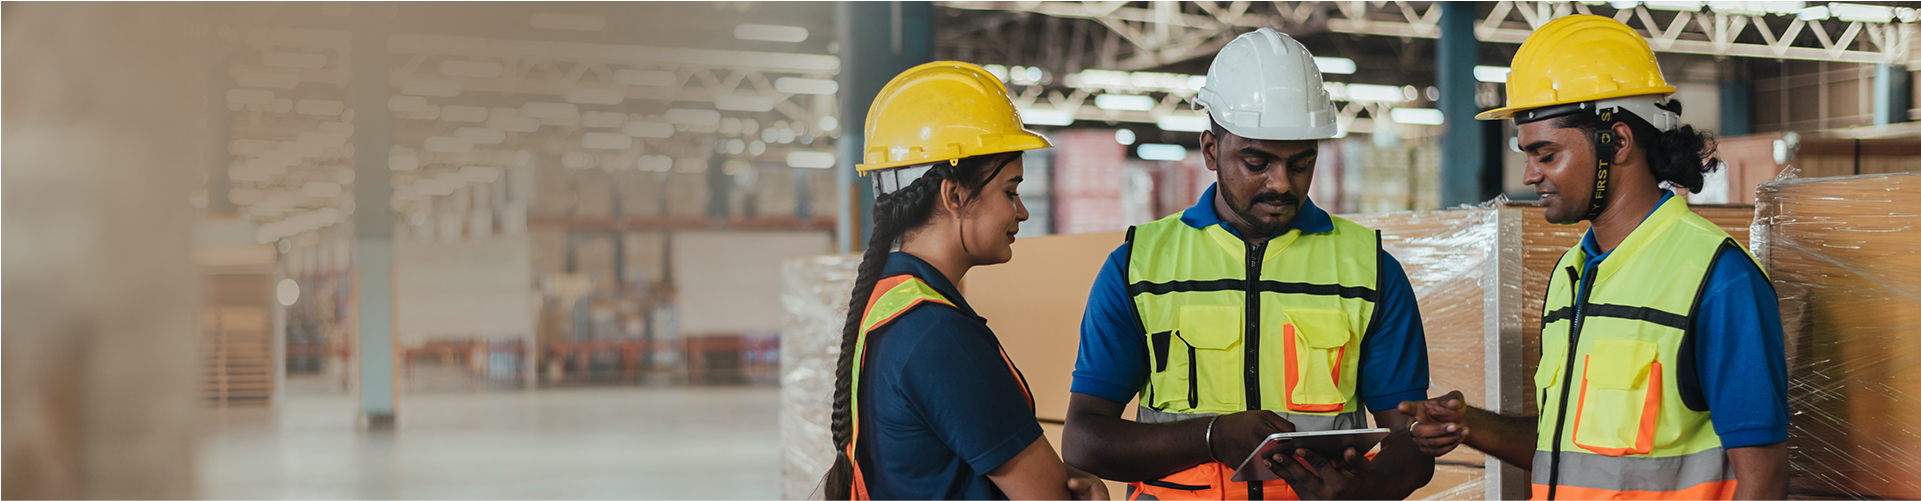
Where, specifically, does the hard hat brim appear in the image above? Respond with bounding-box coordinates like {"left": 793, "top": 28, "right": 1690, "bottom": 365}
{"left": 1477, "top": 87, "right": 1677, "bottom": 121}
{"left": 854, "top": 130, "right": 1052, "bottom": 173}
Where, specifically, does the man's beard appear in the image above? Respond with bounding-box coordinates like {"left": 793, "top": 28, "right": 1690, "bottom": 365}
{"left": 1221, "top": 177, "right": 1300, "bottom": 236}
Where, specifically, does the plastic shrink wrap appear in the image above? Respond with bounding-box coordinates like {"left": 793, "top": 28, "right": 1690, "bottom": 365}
{"left": 1753, "top": 172, "right": 1921, "bottom": 499}
{"left": 779, "top": 254, "right": 858, "bottom": 500}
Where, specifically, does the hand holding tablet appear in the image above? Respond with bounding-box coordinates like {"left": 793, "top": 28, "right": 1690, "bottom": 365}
{"left": 1228, "top": 428, "right": 1391, "bottom": 482}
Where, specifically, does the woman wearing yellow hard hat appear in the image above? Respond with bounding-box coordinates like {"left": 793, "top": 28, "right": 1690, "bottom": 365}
{"left": 819, "top": 61, "right": 1106, "bottom": 500}
{"left": 1400, "top": 14, "right": 1789, "bottom": 501}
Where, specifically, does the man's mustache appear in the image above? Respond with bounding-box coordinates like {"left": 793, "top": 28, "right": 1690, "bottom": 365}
{"left": 1250, "top": 191, "right": 1298, "bottom": 207}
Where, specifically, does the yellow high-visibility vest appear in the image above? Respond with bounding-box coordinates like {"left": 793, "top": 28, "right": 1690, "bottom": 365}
{"left": 1533, "top": 198, "right": 1762, "bottom": 500}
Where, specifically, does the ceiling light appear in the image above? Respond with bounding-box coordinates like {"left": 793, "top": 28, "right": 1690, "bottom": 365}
{"left": 734, "top": 24, "right": 808, "bottom": 43}
{"left": 441, "top": 105, "right": 489, "bottom": 123}
{"left": 1643, "top": 1, "right": 1703, "bottom": 11}
{"left": 786, "top": 151, "right": 836, "bottom": 169}
{"left": 424, "top": 136, "right": 474, "bottom": 153}
{"left": 1137, "top": 144, "right": 1188, "bottom": 162}
{"left": 1389, "top": 107, "right": 1445, "bottom": 125}
{"left": 1313, "top": 57, "right": 1357, "bottom": 75}
{"left": 614, "top": 69, "right": 676, "bottom": 87}
{"left": 488, "top": 116, "right": 539, "bottom": 133}
{"left": 1020, "top": 108, "right": 1074, "bottom": 126}
{"left": 775, "top": 77, "right": 839, "bottom": 95}
{"left": 458, "top": 165, "right": 502, "bottom": 183}
{"left": 818, "top": 115, "right": 838, "bottom": 131}
{"left": 624, "top": 121, "right": 674, "bottom": 138}
{"left": 637, "top": 155, "right": 674, "bottom": 172}
{"left": 1156, "top": 114, "right": 1210, "bottom": 133}
{"left": 1473, "top": 66, "right": 1511, "bottom": 84}
{"left": 1094, "top": 94, "right": 1156, "bottom": 111}
{"left": 1797, "top": 5, "right": 1829, "bottom": 20}
{"left": 1114, "top": 129, "right": 1136, "bottom": 146}
{"left": 531, "top": 13, "right": 606, "bottom": 31}
{"left": 1345, "top": 83, "right": 1407, "bottom": 102}
{"left": 715, "top": 95, "right": 777, "bottom": 112}
{"left": 1830, "top": 3, "right": 1894, "bottom": 22}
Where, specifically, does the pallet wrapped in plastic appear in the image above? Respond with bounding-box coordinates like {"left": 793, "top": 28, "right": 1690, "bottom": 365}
{"left": 778, "top": 254, "right": 858, "bottom": 500}
{"left": 1753, "top": 172, "right": 1921, "bottom": 499}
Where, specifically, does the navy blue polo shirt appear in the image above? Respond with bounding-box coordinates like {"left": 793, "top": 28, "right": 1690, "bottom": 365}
{"left": 1574, "top": 192, "right": 1789, "bottom": 448}
{"left": 1072, "top": 183, "right": 1431, "bottom": 414}
{"left": 856, "top": 252, "right": 1044, "bottom": 500}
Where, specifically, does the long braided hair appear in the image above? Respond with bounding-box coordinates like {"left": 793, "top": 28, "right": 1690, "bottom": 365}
{"left": 821, "top": 152, "right": 1019, "bottom": 500}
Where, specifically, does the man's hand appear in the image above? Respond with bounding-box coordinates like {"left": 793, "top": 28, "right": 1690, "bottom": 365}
{"left": 1398, "top": 390, "right": 1471, "bottom": 457}
{"left": 1208, "top": 410, "right": 1298, "bottom": 467}
{"left": 1268, "top": 447, "right": 1374, "bottom": 500}
{"left": 1064, "top": 465, "right": 1111, "bottom": 500}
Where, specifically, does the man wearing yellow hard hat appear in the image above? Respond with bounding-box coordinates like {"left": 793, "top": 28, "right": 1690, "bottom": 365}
{"left": 1398, "top": 15, "right": 1789, "bottom": 500}
{"left": 1061, "top": 28, "right": 1436, "bottom": 500}
{"left": 820, "top": 61, "right": 1106, "bottom": 500}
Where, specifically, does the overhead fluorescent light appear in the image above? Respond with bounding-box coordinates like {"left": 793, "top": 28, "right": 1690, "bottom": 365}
{"left": 1313, "top": 57, "right": 1357, "bottom": 75}
{"left": 735, "top": 24, "right": 809, "bottom": 43}
{"left": 615, "top": 69, "right": 677, "bottom": 87}
{"left": 637, "top": 155, "right": 674, "bottom": 172}
{"left": 786, "top": 151, "right": 836, "bottom": 169}
{"left": 666, "top": 108, "right": 721, "bottom": 126}
{"left": 1345, "top": 83, "right": 1406, "bottom": 102}
{"left": 1830, "top": 3, "right": 1894, "bottom": 22}
{"left": 1157, "top": 114, "right": 1210, "bottom": 133}
{"left": 1473, "top": 66, "right": 1512, "bottom": 83}
{"left": 624, "top": 121, "right": 675, "bottom": 138}
{"left": 1114, "top": 129, "right": 1136, "bottom": 146}
{"left": 775, "top": 77, "right": 839, "bottom": 95}
{"left": 531, "top": 13, "right": 606, "bottom": 31}
{"left": 439, "top": 60, "right": 504, "bottom": 78}
{"left": 1094, "top": 94, "right": 1156, "bottom": 111}
{"left": 424, "top": 136, "right": 475, "bottom": 153}
{"left": 715, "top": 95, "right": 777, "bottom": 112}
{"left": 1020, "top": 108, "right": 1074, "bottom": 126}
{"left": 1389, "top": 107, "right": 1445, "bottom": 125}
{"left": 488, "top": 116, "right": 539, "bottom": 133}
{"left": 1643, "top": 1, "right": 1703, "bottom": 11}
{"left": 458, "top": 165, "right": 503, "bottom": 183}
{"left": 1137, "top": 144, "right": 1188, "bottom": 162}
{"left": 1797, "top": 5, "right": 1830, "bottom": 20}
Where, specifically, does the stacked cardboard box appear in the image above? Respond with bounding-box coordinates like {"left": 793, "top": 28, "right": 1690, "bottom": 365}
{"left": 572, "top": 169, "right": 616, "bottom": 219}
{"left": 664, "top": 172, "right": 710, "bottom": 218}
{"left": 1052, "top": 130, "right": 1126, "bottom": 235}
{"left": 1755, "top": 172, "right": 1921, "bottom": 499}
{"left": 617, "top": 171, "right": 661, "bottom": 219}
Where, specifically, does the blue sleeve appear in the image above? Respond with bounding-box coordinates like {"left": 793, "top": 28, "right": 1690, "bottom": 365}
{"left": 898, "top": 313, "right": 1045, "bottom": 475}
{"left": 1358, "top": 250, "right": 1430, "bottom": 412}
{"left": 1694, "top": 247, "right": 1790, "bottom": 448}
{"left": 1070, "top": 242, "right": 1150, "bottom": 404}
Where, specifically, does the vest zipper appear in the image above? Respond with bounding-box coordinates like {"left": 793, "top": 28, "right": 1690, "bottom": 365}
{"left": 1546, "top": 264, "right": 1597, "bottom": 501}
{"left": 1243, "top": 239, "right": 1264, "bottom": 501}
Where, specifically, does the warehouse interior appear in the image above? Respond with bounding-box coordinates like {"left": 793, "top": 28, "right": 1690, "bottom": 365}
{"left": 4, "top": 1, "right": 1918, "bottom": 499}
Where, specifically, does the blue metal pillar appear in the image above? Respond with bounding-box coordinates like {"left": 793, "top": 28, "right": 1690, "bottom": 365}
{"left": 1874, "top": 63, "right": 1912, "bottom": 125}
{"left": 1720, "top": 80, "right": 1753, "bottom": 137}
{"left": 1437, "top": 2, "right": 1484, "bottom": 208}
{"left": 835, "top": 1, "right": 933, "bottom": 253}
{"left": 351, "top": 4, "right": 397, "bottom": 426}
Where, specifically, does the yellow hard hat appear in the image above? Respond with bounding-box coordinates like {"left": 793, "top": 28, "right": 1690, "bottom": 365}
{"left": 1476, "top": 15, "right": 1676, "bottom": 121}
{"left": 856, "top": 61, "right": 1052, "bottom": 173}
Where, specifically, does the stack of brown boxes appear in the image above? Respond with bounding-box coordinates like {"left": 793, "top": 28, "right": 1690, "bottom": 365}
{"left": 1754, "top": 172, "right": 1921, "bottom": 499}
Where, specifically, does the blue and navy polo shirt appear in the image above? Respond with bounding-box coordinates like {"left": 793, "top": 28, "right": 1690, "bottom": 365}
{"left": 855, "top": 252, "right": 1043, "bottom": 500}
{"left": 1574, "top": 192, "right": 1789, "bottom": 448}
{"left": 1072, "top": 183, "right": 1431, "bottom": 414}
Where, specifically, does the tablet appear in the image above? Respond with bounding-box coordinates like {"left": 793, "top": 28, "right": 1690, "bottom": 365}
{"left": 1228, "top": 428, "right": 1391, "bottom": 482}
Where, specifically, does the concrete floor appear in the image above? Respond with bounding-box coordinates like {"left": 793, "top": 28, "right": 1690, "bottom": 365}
{"left": 199, "top": 382, "right": 782, "bottom": 499}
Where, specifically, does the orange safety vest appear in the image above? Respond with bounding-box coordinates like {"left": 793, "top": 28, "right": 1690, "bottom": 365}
{"left": 847, "top": 273, "right": 1035, "bottom": 500}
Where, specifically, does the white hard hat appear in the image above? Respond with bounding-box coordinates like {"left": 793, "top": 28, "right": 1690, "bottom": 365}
{"left": 1193, "top": 28, "right": 1338, "bottom": 141}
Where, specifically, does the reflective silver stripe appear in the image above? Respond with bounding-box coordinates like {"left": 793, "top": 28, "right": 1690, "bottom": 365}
{"left": 1135, "top": 405, "right": 1368, "bottom": 431}
{"left": 1531, "top": 448, "right": 1735, "bottom": 492}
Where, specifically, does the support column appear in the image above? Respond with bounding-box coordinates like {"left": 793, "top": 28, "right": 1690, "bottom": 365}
{"left": 1438, "top": 2, "right": 1485, "bottom": 207}
{"left": 351, "top": 4, "right": 397, "bottom": 426}
{"left": 1720, "top": 58, "right": 1753, "bottom": 137}
{"left": 834, "top": 1, "right": 933, "bottom": 253}
{"left": 1874, "top": 63, "right": 1913, "bottom": 126}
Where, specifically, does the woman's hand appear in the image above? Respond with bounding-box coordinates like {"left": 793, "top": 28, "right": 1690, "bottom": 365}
{"left": 1064, "top": 465, "right": 1110, "bottom": 500}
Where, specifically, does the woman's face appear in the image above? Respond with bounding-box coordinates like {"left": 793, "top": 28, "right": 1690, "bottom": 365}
{"left": 957, "top": 157, "right": 1029, "bottom": 266}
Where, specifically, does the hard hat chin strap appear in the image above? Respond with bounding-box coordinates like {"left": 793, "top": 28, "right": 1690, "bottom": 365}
{"left": 1588, "top": 109, "right": 1618, "bottom": 221}
{"left": 1516, "top": 96, "right": 1677, "bottom": 222}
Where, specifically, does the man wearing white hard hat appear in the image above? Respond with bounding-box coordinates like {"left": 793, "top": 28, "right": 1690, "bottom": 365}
{"left": 1061, "top": 28, "right": 1435, "bottom": 500}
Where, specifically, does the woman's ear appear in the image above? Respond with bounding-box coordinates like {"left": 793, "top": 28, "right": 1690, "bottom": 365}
{"left": 939, "top": 177, "right": 967, "bottom": 216}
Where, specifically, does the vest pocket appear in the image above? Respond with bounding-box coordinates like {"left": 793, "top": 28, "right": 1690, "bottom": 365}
{"left": 1534, "top": 342, "right": 1565, "bottom": 410}
{"left": 1282, "top": 308, "right": 1350, "bottom": 412}
{"left": 1177, "top": 305, "right": 1243, "bottom": 411}
{"left": 1572, "top": 339, "right": 1662, "bottom": 456}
